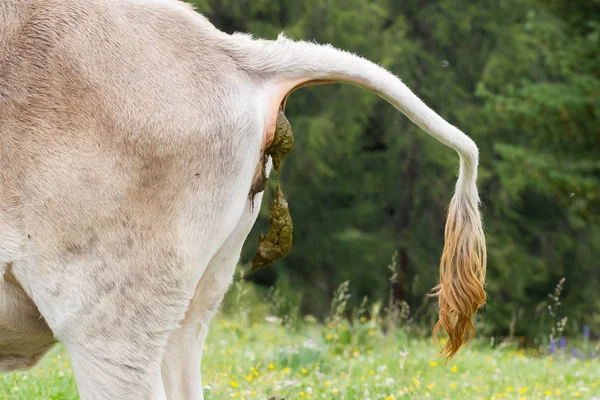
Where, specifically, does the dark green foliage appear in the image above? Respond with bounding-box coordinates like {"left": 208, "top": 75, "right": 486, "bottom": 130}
{"left": 185, "top": 0, "right": 599, "bottom": 340}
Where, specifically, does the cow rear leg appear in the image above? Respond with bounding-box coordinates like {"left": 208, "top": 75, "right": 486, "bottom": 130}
{"left": 161, "top": 256, "right": 235, "bottom": 400}
{"left": 32, "top": 247, "right": 193, "bottom": 400}
{"left": 162, "top": 191, "right": 268, "bottom": 400}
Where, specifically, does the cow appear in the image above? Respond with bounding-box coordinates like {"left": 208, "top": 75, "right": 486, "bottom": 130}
{"left": 0, "top": 0, "right": 487, "bottom": 398}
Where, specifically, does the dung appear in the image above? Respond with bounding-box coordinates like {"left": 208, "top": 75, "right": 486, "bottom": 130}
{"left": 251, "top": 110, "right": 294, "bottom": 272}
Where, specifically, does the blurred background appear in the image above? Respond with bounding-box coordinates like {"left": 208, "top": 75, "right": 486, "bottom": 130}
{"left": 187, "top": 0, "right": 599, "bottom": 344}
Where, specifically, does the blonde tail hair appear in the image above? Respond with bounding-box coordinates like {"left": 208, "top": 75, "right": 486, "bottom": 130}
{"left": 431, "top": 153, "right": 486, "bottom": 359}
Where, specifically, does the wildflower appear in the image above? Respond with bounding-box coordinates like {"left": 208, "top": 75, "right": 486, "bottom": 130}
{"left": 583, "top": 326, "right": 590, "bottom": 340}
{"left": 559, "top": 337, "right": 567, "bottom": 350}
{"left": 300, "top": 392, "right": 305, "bottom": 397}
{"left": 440, "top": 338, "right": 447, "bottom": 345}
{"left": 352, "top": 349, "right": 360, "bottom": 357}
{"left": 246, "top": 375, "right": 253, "bottom": 382}
{"left": 332, "top": 388, "right": 339, "bottom": 393}
{"left": 574, "top": 392, "right": 581, "bottom": 397}
{"left": 429, "top": 361, "right": 437, "bottom": 367}
{"left": 301, "top": 368, "right": 308, "bottom": 374}
{"left": 506, "top": 387, "right": 512, "bottom": 392}
{"left": 325, "top": 381, "right": 331, "bottom": 387}
{"left": 544, "top": 390, "right": 551, "bottom": 396}
{"left": 360, "top": 317, "right": 367, "bottom": 323}
{"left": 283, "top": 368, "right": 290, "bottom": 374}
{"left": 368, "top": 329, "right": 375, "bottom": 336}
{"left": 268, "top": 364, "right": 274, "bottom": 370}
{"left": 229, "top": 380, "right": 239, "bottom": 388}
{"left": 555, "top": 389, "right": 562, "bottom": 395}
{"left": 519, "top": 388, "right": 527, "bottom": 394}
{"left": 451, "top": 365, "right": 458, "bottom": 372}
{"left": 449, "top": 383, "right": 458, "bottom": 389}
{"left": 326, "top": 333, "right": 334, "bottom": 341}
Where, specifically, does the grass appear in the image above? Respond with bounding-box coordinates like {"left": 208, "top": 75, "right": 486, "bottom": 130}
{"left": 1, "top": 313, "right": 598, "bottom": 400}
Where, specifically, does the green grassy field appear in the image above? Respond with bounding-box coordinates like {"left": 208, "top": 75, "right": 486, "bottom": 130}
{"left": 1, "top": 314, "right": 598, "bottom": 400}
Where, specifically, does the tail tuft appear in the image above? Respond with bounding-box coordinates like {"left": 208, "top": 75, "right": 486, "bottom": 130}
{"left": 431, "top": 154, "right": 486, "bottom": 360}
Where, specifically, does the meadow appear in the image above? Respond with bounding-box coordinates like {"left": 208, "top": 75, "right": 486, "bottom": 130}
{"left": 1, "top": 280, "right": 598, "bottom": 400}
